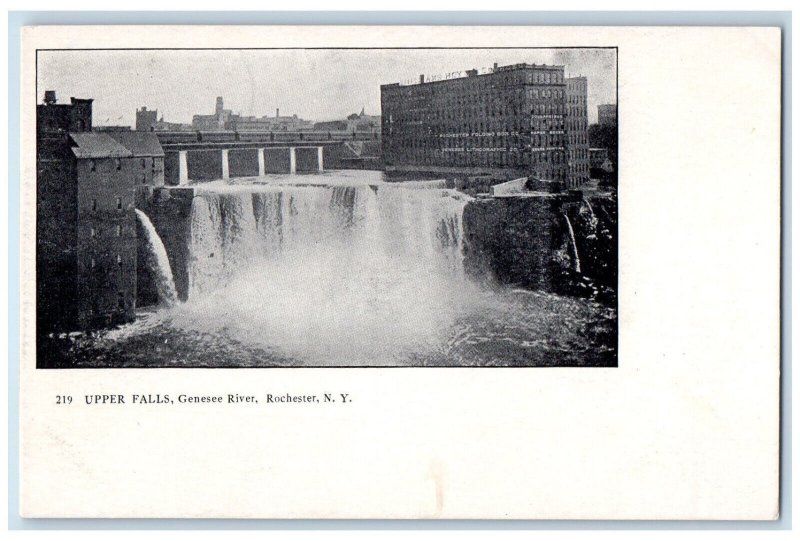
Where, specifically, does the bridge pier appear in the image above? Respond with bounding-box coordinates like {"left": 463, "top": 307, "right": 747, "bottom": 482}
{"left": 258, "top": 148, "right": 265, "bottom": 176}
{"left": 161, "top": 140, "right": 339, "bottom": 181}
{"left": 178, "top": 151, "right": 189, "bottom": 185}
{"left": 221, "top": 149, "right": 230, "bottom": 180}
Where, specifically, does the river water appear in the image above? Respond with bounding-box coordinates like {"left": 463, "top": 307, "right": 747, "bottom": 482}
{"left": 44, "top": 170, "right": 616, "bottom": 368}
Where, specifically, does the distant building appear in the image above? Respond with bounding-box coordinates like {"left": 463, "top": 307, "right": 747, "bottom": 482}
{"left": 566, "top": 76, "right": 590, "bottom": 188}
{"left": 192, "top": 97, "right": 233, "bottom": 131}
{"left": 313, "top": 109, "right": 381, "bottom": 134}
{"left": 381, "top": 63, "right": 572, "bottom": 181}
{"left": 598, "top": 104, "right": 617, "bottom": 127}
{"left": 233, "top": 107, "right": 314, "bottom": 132}
{"left": 191, "top": 98, "right": 313, "bottom": 132}
{"left": 346, "top": 108, "right": 381, "bottom": 134}
{"left": 136, "top": 106, "right": 193, "bottom": 132}
{"left": 136, "top": 106, "right": 158, "bottom": 131}
{"left": 37, "top": 91, "right": 165, "bottom": 333}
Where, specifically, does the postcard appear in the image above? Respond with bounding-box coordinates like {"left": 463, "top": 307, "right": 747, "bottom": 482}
{"left": 19, "top": 25, "right": 780, "bottom": 519}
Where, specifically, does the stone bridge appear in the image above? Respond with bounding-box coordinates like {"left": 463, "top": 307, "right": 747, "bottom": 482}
{"left": 155, "top": 131, "right": 380, "bottom": 184}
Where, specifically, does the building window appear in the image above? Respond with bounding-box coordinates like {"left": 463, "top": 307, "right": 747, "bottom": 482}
{"left": 117, "top": 225, "right": 123, "bottom": 237}
{"left": 92, "top": 198, "right": 97, "bottom": 211}
{"left": 90, "top": 257, "right": 95, "bottom": 269}
{"left": 90, "top": 227, "right": 96, "bottom": 238}
{"left": 141, "top": 158, "right": 146, "bottom": 169}
{"left": 115, "top": 158, "right": 121, "bottom": 171}
{"left": 116, "top": 197, "right": 122, "bottom": 210}
{"left": 90, "top": 159, "right": 96, "bottom": 172}
{"left": 117, "top": 254, "right": 123, "bottom": 267}
{"left": 118, "top": 292, "right": 125, "bottom": 309}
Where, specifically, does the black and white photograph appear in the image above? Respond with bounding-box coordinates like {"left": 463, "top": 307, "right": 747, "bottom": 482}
{"left": 17, "top": 21, "right": 783, "bottom": 523}
{"left": 35, "top": 47, "right": 618, "bottom": 368}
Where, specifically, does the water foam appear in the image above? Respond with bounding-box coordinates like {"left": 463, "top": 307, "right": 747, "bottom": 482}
{"left": 171, "top": 181, "right": 479, "bottom": 364}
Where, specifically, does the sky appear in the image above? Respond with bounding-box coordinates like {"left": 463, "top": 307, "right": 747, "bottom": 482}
{"left": 37, "top": 48, "right": 617, "bottom": 127}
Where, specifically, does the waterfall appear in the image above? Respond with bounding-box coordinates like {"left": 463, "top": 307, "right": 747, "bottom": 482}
{"left": 563, "top": 213, "right": 582, "bottom": 273}
{"left": 174, "top": 180, "right": 474, "bottom": 363}
{"left": 135, "top": 209, "right": 179, "bottom": 306}
{"left": 185, "top": 183, "right": 469, "bottom": 300}
{"left": 583, "top": 199, "right": 596, "bottom": 222}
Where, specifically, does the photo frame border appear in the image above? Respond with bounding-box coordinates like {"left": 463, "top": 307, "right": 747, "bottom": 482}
{"left": 7, "top": 10, "right": 791, "bottom": 530}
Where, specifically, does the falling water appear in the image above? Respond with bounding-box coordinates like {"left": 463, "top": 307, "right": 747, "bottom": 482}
{"left": 175, "top": 180, "right": 471, "bottom": 363}
{"left": 186, "top": 183, "right": 468, "bottom": 300}
{"left": 583, "top": 199, "right": 597, "bottom": 223}
{"left": 135, "top": 209, "right": 178, "bottom": 306}
{"left": 563, "top": 213, "right": 582, "bottom": 273}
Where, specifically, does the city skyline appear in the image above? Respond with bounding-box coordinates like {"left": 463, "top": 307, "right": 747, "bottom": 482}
{"left": 37, "top": 48, "right": 616, "bottom": 128}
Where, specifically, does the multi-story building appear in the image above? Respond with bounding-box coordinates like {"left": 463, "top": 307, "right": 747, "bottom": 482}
{"left": 313, "top": 109, "right": 381, "bottom": 135}
{"left": 566, "top": 76, "right": 590, "bottom": 188}
{"left": 37, "top": 91, "right": 165, "bottom": 333}
{"left": 136, "top": 106, "right": 158, "bottom": 131}
{"left": 598, "top": 104, "right": 617, "bottom": 127}
{"left": 191, "top": 98, "right": 314, "bottom": 132}
{"left": 381, "top": 63, "right": 570, "bottom": 182}
{"left": 192, "top": 96, "right": 233, "bottom": 130}
{"left": 135, "top": 106, "right": 193, "bottom": 132}
{"left": 233, "top": 109, "right": 314, "bottom": 132}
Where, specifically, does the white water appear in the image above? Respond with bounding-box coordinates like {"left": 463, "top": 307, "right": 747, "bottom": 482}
{"left": 563, "top": 213, "right": 582, "bottom": 273}
{"left": 171, "top": 179, "right": 477, "bottom": 363}
{"left": 135, "top": 209, "right": 179, "bottom": 306}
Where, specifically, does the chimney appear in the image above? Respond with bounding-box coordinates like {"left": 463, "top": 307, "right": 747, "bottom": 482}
{"left": 276, "top": 108, "right": 280, "bottom": 118}
{"left": 493, "top": 62, "right": 498, "bottom": 71}
{"left": 43, "top": 90, "right": 57, "bottom": 105}
{"left": 419, "top": 74, "right": 425, "bottom": 84}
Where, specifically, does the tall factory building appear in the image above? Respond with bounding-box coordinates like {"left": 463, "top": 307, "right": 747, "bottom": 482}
{"left": 381, "top": 63, "right": 569, "bottom": 182}
{"left": 37, "top": 91, "right": 164, "bottom": 334}
{"left": 566, "top": 76, "right": 590, "bottom": 188}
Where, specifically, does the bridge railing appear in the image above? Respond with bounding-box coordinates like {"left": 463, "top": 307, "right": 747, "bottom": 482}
{"left": 154, "top": 130, "right": 380, "bottom": 145}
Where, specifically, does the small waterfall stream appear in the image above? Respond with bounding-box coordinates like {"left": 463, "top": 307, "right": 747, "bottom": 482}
{"left": 563, "top": 213, "right": 582, "bottom": 274}
{"left": 135, "top": 209, "right": 179, "bottom": 306}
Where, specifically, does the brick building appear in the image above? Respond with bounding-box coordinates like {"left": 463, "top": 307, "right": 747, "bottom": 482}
{"left": 37, "top": 91, "right": 165, "bottom": 333}
{"left": 566, "top": 76, "right": 590, "bottom": 188}
{"left": 381, "top": 63, "right": 573, "bottom": 183}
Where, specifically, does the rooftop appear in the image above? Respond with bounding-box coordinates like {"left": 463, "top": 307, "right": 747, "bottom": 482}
{"left": 108, "top": 131, "right": 165, "bottom": 157}
{"left": 69, "top": 133, "right": 132, "bottom": 159}
{"left": 382, "top": 62, "right": 566, "bottom": 88}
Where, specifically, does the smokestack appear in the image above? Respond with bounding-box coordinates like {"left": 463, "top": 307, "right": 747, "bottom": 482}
{"left": 419, "top": 74, "right": 425, "bottom": 84}
{"left": 43, "top": 90, "right": 57, "bottom": 105}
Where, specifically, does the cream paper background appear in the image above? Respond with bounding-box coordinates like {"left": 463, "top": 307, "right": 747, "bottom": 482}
{"left": 19, "top": 26, "right": 781, "bottom": 519}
